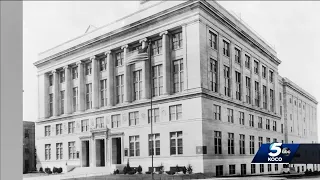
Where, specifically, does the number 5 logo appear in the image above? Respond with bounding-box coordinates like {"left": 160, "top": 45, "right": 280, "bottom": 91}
{"left": 268, "top": 143, "right": 282, "bottom": 157}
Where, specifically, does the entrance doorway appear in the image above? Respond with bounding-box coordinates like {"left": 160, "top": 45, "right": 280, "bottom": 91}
{"left": 81, "top": 140, "right": 90, "bottom": 167}
{"left": 112, "top": 138, "right": 121, "bottom": 164}
{"left": 95, "top": 139, "right": 105, "bottom": 167}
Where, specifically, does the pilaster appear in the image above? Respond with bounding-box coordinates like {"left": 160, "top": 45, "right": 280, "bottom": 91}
{"left": 64, "top": 66, "right": 72, "bottom": 114}
{"left": 52, "top": 70, "right": 59, "bottom": 116}
{"left": 140, "top": 38, "right": 150, "bottom": 99}
{"left": 160, "top": 31, "right": 170, "bottom": 95}
{"left": 77, "top": 61, "right": 85, "bottom": 112}
{"left": 106, "top": 51, "right": 114, "bottom": 107}
{"left": 91, "top": 56, "right": 99, "bottom": 109}
{"left": 122, "top": 45, "right": 131, "bottom": 103}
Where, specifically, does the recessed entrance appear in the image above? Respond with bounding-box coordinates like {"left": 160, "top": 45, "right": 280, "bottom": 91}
{"left": 95, "top": 139, "right": 105, "bottom": 167}
{"left": 112, "top": 138, "right": 121, "bottom": 164}
{"left": 81, "top": 140, "right": 90, "bottom": 167}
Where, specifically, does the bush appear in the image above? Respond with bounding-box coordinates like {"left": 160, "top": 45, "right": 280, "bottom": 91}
{"left": 145, "top": 171, "right": 151, "bottom": 174}
{"left": 113, "top": 169, "right": 119, "bottom": 175}
{"left": 187, "top": 164, "right": 193, "bottom": 174}
{"left": 39, "top": 167, "right": 43, "bottom": 173}
{"left": 52, "top": 167, "right": 58, "bottom": 174}
{"left": 123, "top": 166, "right": 128, "bottom": 174}
{"left": 182, "top": 166, "right": 187, "bottom": 174}
{"left": 128, "top": 171, "right": 136, "bottom": 175}
{"left": 45, "top": 167, "right": 52, "bottom": 174}
{"left": 176, "top": 164, "right": 180, "bottom": 172}
{"left": 166, "top": 171, "right": 175, "bottom": 175}
{"left": 137, "top": 165, "right": 142, "bottom": 174}
{"left": 58, "top": 167, "right": 63, "bottom": 173}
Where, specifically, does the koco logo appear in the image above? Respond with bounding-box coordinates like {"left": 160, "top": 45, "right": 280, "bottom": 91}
{"left": 267, "top": 143, "right": 291, "bottom": 162}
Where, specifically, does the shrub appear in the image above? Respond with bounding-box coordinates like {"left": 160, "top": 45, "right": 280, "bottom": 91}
{"left": 176, "top": 164, "right": 180, "bottom": 172}
{"left": 113, "top": 169, "right": 119, "bottom": 175}
{"left": 45, "top": 167, "right": 51, "bottom": 174}
{"left": 137, "top": 165, "right": 142, "bottom": 174}
{"left": 166, "top": 171, "right": 175, "bottom": 175}
{"left": 182, "top": 166, "right": 187, "bottom": 174}
{"left": 128, "top": 171, "right": 136, "bottom": 175}
{"left": 39, "top": 167, "right": 43, "bottom": 173}
{"left": 52, "top": 167, "right": 58, "bottom": 174}
{"left": 187, "top": 164, "right": 193, "bottom": 174}
{"left": 145, "top": 171, "right": 151, "bottom": 174}
{"left": 123, "top": 166, "right": 128, "bottom": 174}
{"left": 58, "top": 167, "right": 63, "bottom": 173}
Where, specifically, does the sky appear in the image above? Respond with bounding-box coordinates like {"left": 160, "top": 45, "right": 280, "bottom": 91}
{"left": 23, "top": 1, "right": 320, "bottom": 137}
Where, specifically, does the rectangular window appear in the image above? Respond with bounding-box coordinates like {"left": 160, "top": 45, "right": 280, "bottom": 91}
{"left": 85, "top": 62, "right": 92, "bottom": 75}
{"left": 273, "top": 120, "right": 277, "bottom": 131}
{"left": 266, "top": 137, "right": 270, "bottom": 143}
{"left": 100, "top": 59, "right": 107, "bottom": 71}
{"left": 270, "top": 89, "right": 274, "bottom": 112}
{"left": 173, "top": 59, "right": 184, "bottom": 93}
{"left": 170, "top": 131, "right": 183, "bottom": 155}
{"left": 96, "top": 117, "right": 104, "bottom": 129}
{"left": 49, "top": 94, "right": 53, "bottom": 117}
{"left": 152, "top": 65, "right": 163, "bottom": 97}
{"left": 60, "top": 91, "right": 65, "bottom": 114}
{"left": 116, "top": 75, "right": 124, "bottom": 104}
{"left": 275, "top": 164, "right": 278, "bottom": 171}
{"left": 224, "top": 66, "right": 230, "bottom": 97}
{"left": 151, "top": 39, "right": 162, "bottom": 55}
{"left": 129, "top": 111, "right": 139, "bottom": 126}
{"left": 262, "top": 66, "right": 266, "bottom": 78}
{"left": 250, "top": 136, "right": 255, "bottom": 154}
{"left": 129, "top": 135, "right": 140, "bottom": 157}
{"left": 214, "top": 131, "right": 222, "bottom": 154}
{"left": 56, "top": 143, "right": 63, "bottom": 160}
{"left": 68, "top": 142, "right": 76, "bottom": 159}
{"left": 229, "top": 165, "right": 236, "bottom": 175}
{"left": 268, "top": 164, "right": 272, "bottom": 172}
{"left": 239, "top": 111, "right": 245, "bottom": 125}
{"left": 115, "top": 51, "right": 124, "bottom": 67}
{"left": 273, "top": 138, "right": 277, "bottom": 143}
{"left": 209, "top": 59, "right": 218, "bottom": 92}
{"left": 258, "top": 117, "right": 262, "bottom": 129}
{"left": 254, "top": 61, "right": 259, "bottom": 74}
{"left": 241, "top": 164, "right": 247, "bottom": 175}
{"left": 281, "top": 124, "right": 284, "bottom": 133}
{"left": 213, "top": 105, "right": 221, "bottom": 121}
{"left": 235, "top": 71, "right": 241, "bottom": 100}
{"left": 260, "top": 164, "right": 264, "bottom": 173}
{"left": 223, "top": 40, "right": 230, "bottom": 57}
{"left": 263, "top": 85, "right": 267, "bottom": 109}
{"left": 269, "top": 70, "right": 274, "bottom": 83}
{"left": 251, "top": 164, "right": 256, "bottom": 174}
{"left": 172, "top": 32, "right": 182, "bottom": 50}
{"left": 81, "top": 119, "right": 89, "bottom": 132}
{"left": 45, "top": 144, "right": 51, "bottom": 160}
{"left": 111, "top": 115, "right": 121, "bottom": 128}
{"left": 169, "top": 104, "right": 182, "bottom": 121}
{"left": 245, "top": 55, "right": 250, "bottom": 69}
{"left": 86, "top": 83, "right": 92, "bottom": 110}
{"left": 209, "top": 31, "right": 217, "bottom": 49}
{"left": 148, "top": 108, "right": 160, "bottom": 124}
{"left": 100, "top": 79, "right": 107, "bottom": 107}
{"left": 227, "top": 108, "right": 234, "bottom": 123}
{"left": 60, "top": 70, "right": 65, "bottom": 83}
{"left": 72, "top": 66, "right": 78, "bottom": 79}
{"left": 239, "top": 134, "right": 245, "bottom": 155}
{"left": 258, "top": 136, "right": 263, "bottom": 147}
{"left": 246, "top": 77, "right": 251, "bottom": 104}
{"left": 73, "top": 87, "right": 78, "bottom": 112}
{"left": 249, "top": 114, "right": 254, "bottom": 127}
{"left": 228, "top": 133, "right": 234, "bottom": 154}
{"left": 68, "top": 121, "right": 75, "bottom": 134}
{"left": 255, "top": 81, "right": 260, "bottom": 107}
{"left": 56, "top": 124, "right": 62, "bottom": 135}
{"left": 133, "top": 70, "right": 142, "bottom": 101}
{"left": 280, "top": 106, "right": 282, "bottom": 115}
{"left": 216, "top": 165, "right": 223, "bottom": 177}
{"left": 266, "top": 119, "right": 270, "bottom": 130}
{"left": 45, "top": 125, "right": 51, "bottom": 136}
{"left": 49, "top": 74, "right": 53, "bottom": 86}
{"left": 235, "top": 48, "right": 240, "bottom": 64}
{"left": 149, "top": 133, "right": 160, "bottom": 156}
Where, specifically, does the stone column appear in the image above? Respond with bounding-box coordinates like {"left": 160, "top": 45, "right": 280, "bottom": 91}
{"left": 91, "top": 56, "right": 99, "bottom": 109}
{"left": 229, "top": 42, "right": 235, "bottom": 99}
{"left": 266, "top": 67, "right": 270, "bottom": 111}
{"left": 218, "top": 34, "right": 224, "bottom": 95}
{"left": 52, "top": 70, "right": 59, "bottom": 116}
{"left": 64, "top": 66, "right": 72, "bottom": 114}
{"left": 77, "top": 61, "right": 85, "bottom": 112}
{"left": 274, "top": 71, "right": 278, "bottom": 114}
{"left": 182, "top": 25, "right": 188, "bottom": 91}
{"left": 122, "top": 45, "right": 131, "bottom": 103}
{"left": 105, "top": 51, "right": 114, "bottom": 107}
{"left": 44, "top": 73, "right": 49, "bottom": 118}
{"left": 91, "top": 136, "right": 96, "bottom": 167}
{"left": 250, "top": 57, "right": 254, "bottom": 105}
{"left": 160, "top": 31, "right": 171, "bottom": 95}
{"left": 258, "top": 63, "right": 263, "bottom": 108}
{"left": 240, "top": 51, "right": 246, "bottom": 102}
{"left": 104, "top": 133, "right": 108, "bottom": 166}
{"left": 140, "top": 38, "right": 150, "bottom": 99}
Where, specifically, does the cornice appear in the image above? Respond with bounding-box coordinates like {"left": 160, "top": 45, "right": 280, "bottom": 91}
{"left": 283, "top": 79, "right": 318, "bottom": 105}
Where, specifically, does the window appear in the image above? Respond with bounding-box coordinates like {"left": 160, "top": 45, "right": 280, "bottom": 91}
{"left": 245, "top": 55, "right": 250, "bottom": 69}
{"left": 133, "top": 70, "right": 142, "bottom": 101}
{"left": 56, "top": 124, "right": 62, "bottom": 135}
{"left": 275, "top": 164, "right": 278, "bottom": 171}
{"left": 129, "top": 111, "right": 139, "bottom": 126}
{"left": 235, "top": 71, "right": 241, "bottom": 100}
{"left": 60, "top": 70, "right": 65, "bottom": 83}
{"left": 60, "top": 91, "right": 65, "bottom": 114}
{"left": 228, "top": 133, "right": 234, "bottom": 154}
{"left": 254, "top": 81, "right": 260, "bottom": 107}
{"left": 270, "top": 89, "right": 274, "bottom": 112}
{"left": 111, "top": 115, "right": 121, "bottom": 128}
{"left": 49, "top": 94, "right": 53, "bottom": 117}
{"left": 68, "top": 121, "right": 75, "bottom": 134}
{"left": 116, "top": 75, "right": 124, "bottom": 104}
{"left": 81, "top": 119, "right": 89, "bottom": 132}
{"left": 273, "top": 138, "right": 277, "bottom": 143}
{"left": 170, "top": 131, "right": 183, "bottom": 155}
{"left": 258, "top": 137, "right": 263, "bottom": 147}
{"left": 235, "top": 48, "right": 240, "bottom": 64}
{"left": 249, "top": 114, "right": 254, "bottom": 127}
{"left": 268, "top": 164, "right": 272, "bottom": 172}
{"left": 280, "top": 106, "right": 282, "bottom": 115}
{"left": 72, "top": 66, "right": 78, "bottom": 79}
{"left": 254, "top": 61, "right": 259, "bottom": 74}
{"left": 115, "top": 51, "right": 124, "bottom": 66}
{"left": 239, "top": 134, "right": 245, "bottom": 154}
{"left": 45, "top": 144, "right": 51, "bottom": 160}
{"left": 73, "top": 87, "right": 78, "bottom": 112}
{"left": 266, "top": 119, "right": 270, "bottom": 130}
{"left": 56, "top": 143, "right": 63, "bottom": 160}
{"left": 229, "top": 165, "right": 236, "bottom": 175}
{"left": 96, "top": 117, "right": 104, "bottom": 128}
{"left": 86, "top": 84, "right": 92, "bottom": 109}
{"left": 269, "top": 70, "right": 274, "bottom": 83}
{"left": 49, "top": 74, "right": 53, "bottom": 86}
{"left": 216, "top": 165, "right": 223, "bottom": 177}
{"left": 68, "top": 142, "right": 76, "bottom": 159}
{"left": 246, "top": 77, "right": 251, "bottom": 104}
{"left": 224, "top": 66, "right": 230, "bottom": 97}
{"left": 152, "top": 65, "right": 163, "bottom": 97}
{"left": 272, "top": 120, "right": 277, "bottom": 131}
{"left": 258, "top": 117, "right": 262, "bottom": 129}
{"left": 251, "top": 164, "right": 256, "bottom": 174}
{"left": 100, "top": 59, "right": 107, "bottom": 71}
{"left": 213, "top": 105, "right": 221, "bottom": 121}
{"left": 241, "top": 164, "right": 246, "bottom": 175}
{"left": 250, "top": 136, "right": 255, "bottom": 154}
{"left": 227, "top": 108, "right": 234, "bottom": 123}
{"left": 281, "top": 124, "right": 284, "bottom": 133}
{"left": 130, "top": 44, "right": 142, "bottom": 52}
{"left": 149, "top": 133, "right": 160, "bottom": 156}
{"left": 151, "top": 39, "right": 162, "bottom": 55}
{"left": 148, "top": 108, "right": 160, "bottom": 124}
{"left": 173, "top": 59, "right": 184, "bottom": 93}
{"left": 85, "top": 62, "right": 92, "bottom": 75}
{"left": 239, "top": 111, "right": 245, "bottom": 125}
{"left": 45, "top": 125, "right": 51, "bottom": 136}
{"left": 209, "top": 31, "right": 217, "bottom": 49}
{"left": 100, "top": 79, "right": 107, "bottom": 107}
{"left": 260, "top": 164, "right": 264, "bottom": 173}
{"left": 209, "top": 59, "right": 218, "bottom": 92}
{"left": 129, "top": 135, "right": 140, "bottom": 156}
{"left": 214, "top": 131, "right": 222, "bottom": 154}
{"left": 172, "top": 32, "right": 182, "bottom": 50}
{"left": 262, "top": 66, "right": 266, "bottom": 78}
{"left": 223, "top": 40, "right": 230, "bottom": 56}
{"left": 263, "top": 85, "right": 267, "bottom": 109}
{"left": 169, "top": 104, "right": 182, "bottom": 121}
{"left": 266, "top": 137, "right": 270, "bottom": 143}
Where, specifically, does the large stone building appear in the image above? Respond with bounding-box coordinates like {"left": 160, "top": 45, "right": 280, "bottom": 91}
{"left": 34, "top": 0, "right": 318, "bottom": 176}
{"left": 23, "top": 121, "right": 36, "bottom": 173}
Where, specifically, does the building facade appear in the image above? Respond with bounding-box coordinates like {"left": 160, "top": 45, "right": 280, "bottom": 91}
{"left": 23, "top": 121, "right": 36, "bottom": 173}
{"left": 34, "top": 0, "right": 318, "bottom": 176}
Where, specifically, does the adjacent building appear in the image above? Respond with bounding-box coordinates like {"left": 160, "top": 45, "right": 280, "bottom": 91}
{"left": 33, "top": 0, "right": 318, "bottom": 176}
{"left": 23, "top": 121, "right": 36, "bottom": 173}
